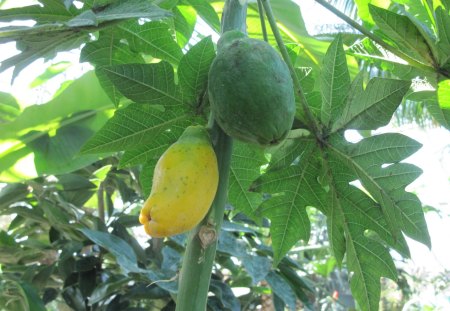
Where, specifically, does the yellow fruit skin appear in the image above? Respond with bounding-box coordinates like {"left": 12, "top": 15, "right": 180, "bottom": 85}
{"left": 139, "top": 126, "right": 219, "bottom": 237}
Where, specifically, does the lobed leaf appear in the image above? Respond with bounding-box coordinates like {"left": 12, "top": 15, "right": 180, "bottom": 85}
{"left": 118, "top": 20, "right": 183, "bottom": 66}
{"left": 228, "top": 142, "right": 267, "bottom": 218}
{"left": 331, "top": 78, "right": 411, "bottom": 132}
{"left": 81, "top": 31, "right": 144, "bottom": 105}
{"left": 81, "top": 103, "right": 194, "bottom": 154}
{"left": 103, "top": 62, "right": 183, "bottom": 106}
{"left": 369, "top": 4, "right": 435, "bottom": 66}
{"left": 178, "top": 36, "right": 216, "bottom": 105}
{"left": 320, "top": 35, "right": 351, "bottom": 127}
{"left": 251, "top": 138, "right": 327, "bottom": 265}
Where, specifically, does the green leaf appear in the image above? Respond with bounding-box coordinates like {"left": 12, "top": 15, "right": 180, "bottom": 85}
{"left": 438, "top": 79, "right": 450, "bottom": 109}
{"left": 228, "top": 141, "right": 266, "bottom": 218}
{"left": 185, "top": 0, "right": 220, "bottom": 32}
{"left": 140, "top": 159, "right": 158, "bottom": 197}
{"left": 265, "top": 271, "right": 297, "bottom": 311}
{"left": 0, "top": 183, "right": 28, "bottom": 210}
{"left": 369, "top": 4, "right": 435, "bottom": 65}
{"left": 93, "top": 0, "right": 172, "bottom": 23}
{"left": 19, "top": 282, "right": 47, "bottom": 311}
{"left": 435, "top": 7, "right": 450, "bottom": 66}
{"left": 178, "top": 36, "right": 216, "bottom": 105}
{"left": 0, "top": 91, "right": 20, "bottom": 123}
{"left": 325, "top": 154, "right": 398, "bottom": 311}
{"left": 0, "top": 26, "right": 89, "bottom": 79}
{"left": 81, "top": 31, "right": 144, "bottom": 105}
{"left": 209, "top": 279, "right": 241, "bottom": 311}
{"left": 329, "top": 133, "right": 430, "bottom": 247}
{"left": 81, "top": 104, "right": 194, "bottom": 154}
{"left": 118, "top": 20, "right": 183, "bottom": 66}
{"left": 320, "top": 35, "right": 351, "bottom": 127}
{"left": 427, "top": 99, "right": 450, "bottom": 129}
{"left": 0, "top": 0, "right": 74, "bottom": 23}
{"left": 103, "top": 62, "right": 183, "bottom": 106}
{"left": 251, "top": 137, "right": 327, "bottom": 265}
{"left": 89, "top": 276, "right": 130, "bottom": 305}
{"left": 0, "top": 72, "right": 113, "bottom": 176}
{"left": 331, "top": 78, "right": 411, "bottom": 132}
{"left": 347, "top": 38, "right": 432, "bottom": 81}
{"left": 119, "top": 128, "right": 181, "bottom": 167}
{"left": 29, "top": 61, "right": 71, "bottom": 88}
{"left": 173, "top": 5, "right": 197, "bottom": 47}
{"left": 25, "top": 124, "right": 100, "bottom": 175}
{"left": 79, "top": 228, "right": 142, "bottom": 273}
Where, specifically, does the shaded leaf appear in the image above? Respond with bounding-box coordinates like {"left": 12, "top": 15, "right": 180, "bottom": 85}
{"left": 80, "top": 228, "right": 141, "bottom": 273}
{"left": 369, "top": 4, "right": 434, "bottom": 65}
{"left": 229, "top": 141, "right": 266, "bottom": 217}
{"left": 331, "top": 78, "right": 411, "bottom": 132}
{"left": 266, "top": 271, "right": 297, "bottom": 311}
{"left": 178, "top": 36, "right": 215, "bottom": 105}
{"left": 251, "top": 137, "right": 327, "bottom": 265}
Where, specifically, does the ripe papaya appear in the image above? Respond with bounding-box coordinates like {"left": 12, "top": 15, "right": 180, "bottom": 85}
{"left": 208, "top": 30, "right": 295, "bottom": 146}
{"left": 139, "top": 126, "right": 219, "bottom": 237}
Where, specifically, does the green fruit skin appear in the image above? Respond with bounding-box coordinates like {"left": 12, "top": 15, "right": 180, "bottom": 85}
{"left": 208, "top": 31, "right": 295, "bottom": 146}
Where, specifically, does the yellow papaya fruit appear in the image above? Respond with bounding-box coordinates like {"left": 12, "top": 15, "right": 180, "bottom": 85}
{"left": 139, "top": 125, "right": 219, "bottom": 237}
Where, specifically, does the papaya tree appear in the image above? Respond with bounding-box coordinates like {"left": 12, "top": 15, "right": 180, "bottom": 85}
{"left": 0, "top": 0, "right": 446, "bottom": 310}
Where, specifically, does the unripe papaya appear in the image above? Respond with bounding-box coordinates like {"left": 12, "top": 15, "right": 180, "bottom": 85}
{"left": 208, "top": 30, "right": 295, "bottom": 146}
{"left": 139, "top": 126, "right": 219, "bottom": 237}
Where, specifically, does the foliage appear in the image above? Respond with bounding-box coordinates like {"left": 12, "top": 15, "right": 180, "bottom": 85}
{"left": 0, "top": 0, "right": 446, "bottom": 310}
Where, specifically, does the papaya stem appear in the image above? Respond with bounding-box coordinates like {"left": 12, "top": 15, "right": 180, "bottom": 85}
{"left": 257, "top": 0, "right": 269, "bottom": 42}
{"left": 175, "top": 1, "right": 246, "bottom": 310}
{"left": 260, "top": 0, "right": 322, "bottom": 137}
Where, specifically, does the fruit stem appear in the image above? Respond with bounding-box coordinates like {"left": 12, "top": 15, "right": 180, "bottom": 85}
{"left": 175, "top": 1, "right": 246, "bottom": 310}
{"left": 261, "top": 0, "right": 322, "bottom": 137}
{"left": 257, "top": 0, "right": 269, "bottom": 42}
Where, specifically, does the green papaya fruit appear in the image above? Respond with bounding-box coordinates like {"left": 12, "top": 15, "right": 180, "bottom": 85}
{"left": 208, "top": 30, "right": 295, "bottom": 146}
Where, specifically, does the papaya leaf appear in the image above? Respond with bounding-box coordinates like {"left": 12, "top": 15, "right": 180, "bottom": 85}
{"left": 228, "top": 141, "right": 267, "bottom": 217}
{"left": 79, "top": 228, "right": 142, "bottom": 274}
{"left": 324, "top": 153, "right": 398, "bottom": 311}
{"left": 80, "top": 31, "right": 144, "bottom": 105}
{"left": 140, "top": 159, "right": 158, "bottom": 197}
{"left": 0, "top": 0, "right": 75, "bottom": 23}
{"left": 119, "top": 129, "right": 180, "bottom": 168}
{"left": 0, "top": 27, "right": 88, "bottom": 80}
{"left": 251, "top": 137, "right": 327, "bottom": 265}
{"left": 252, "top": 129, "right": 429, "bottom": 310}
{"left": 185, "top": 0, "right": 220, "bottom": 33}
{"left": 320, "top": 35, "right": 350, "bottom": 128}
{"left": 102, "top": 62, "right": 183, "bottom": 106}
{"left": 331, "top": 78, "right": 411, "bottom": 133}
{"left": 438, "top": 79, "right": 450, "bottom": 109}
{"left": 117, "top": 20, "right": 183, "bottom": 66}
{"left": 173, "top": 5, "right": 197, "bottom": 48}
{"left": 369, "top": 4, "right": 435, "bottom": 66}
{"left": 81, "top": 103, "right": 194, "bottom": 154}
{"left": 87, "top": 0, "right": 171, "bottom": 24}
{"left": 427, "top": 99, "right": 450, "bottom": 129}
{"left": 265, "top": 271, "right": 297, "bottom": 311}
{"left": 178, "top": 36, "right": 216, "bottom": 105}
{"left": 25, "top": 125, "right": 101, "bottom": 176}
{"left": 328, "top": 133, "right": 430, "bottom": 247}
